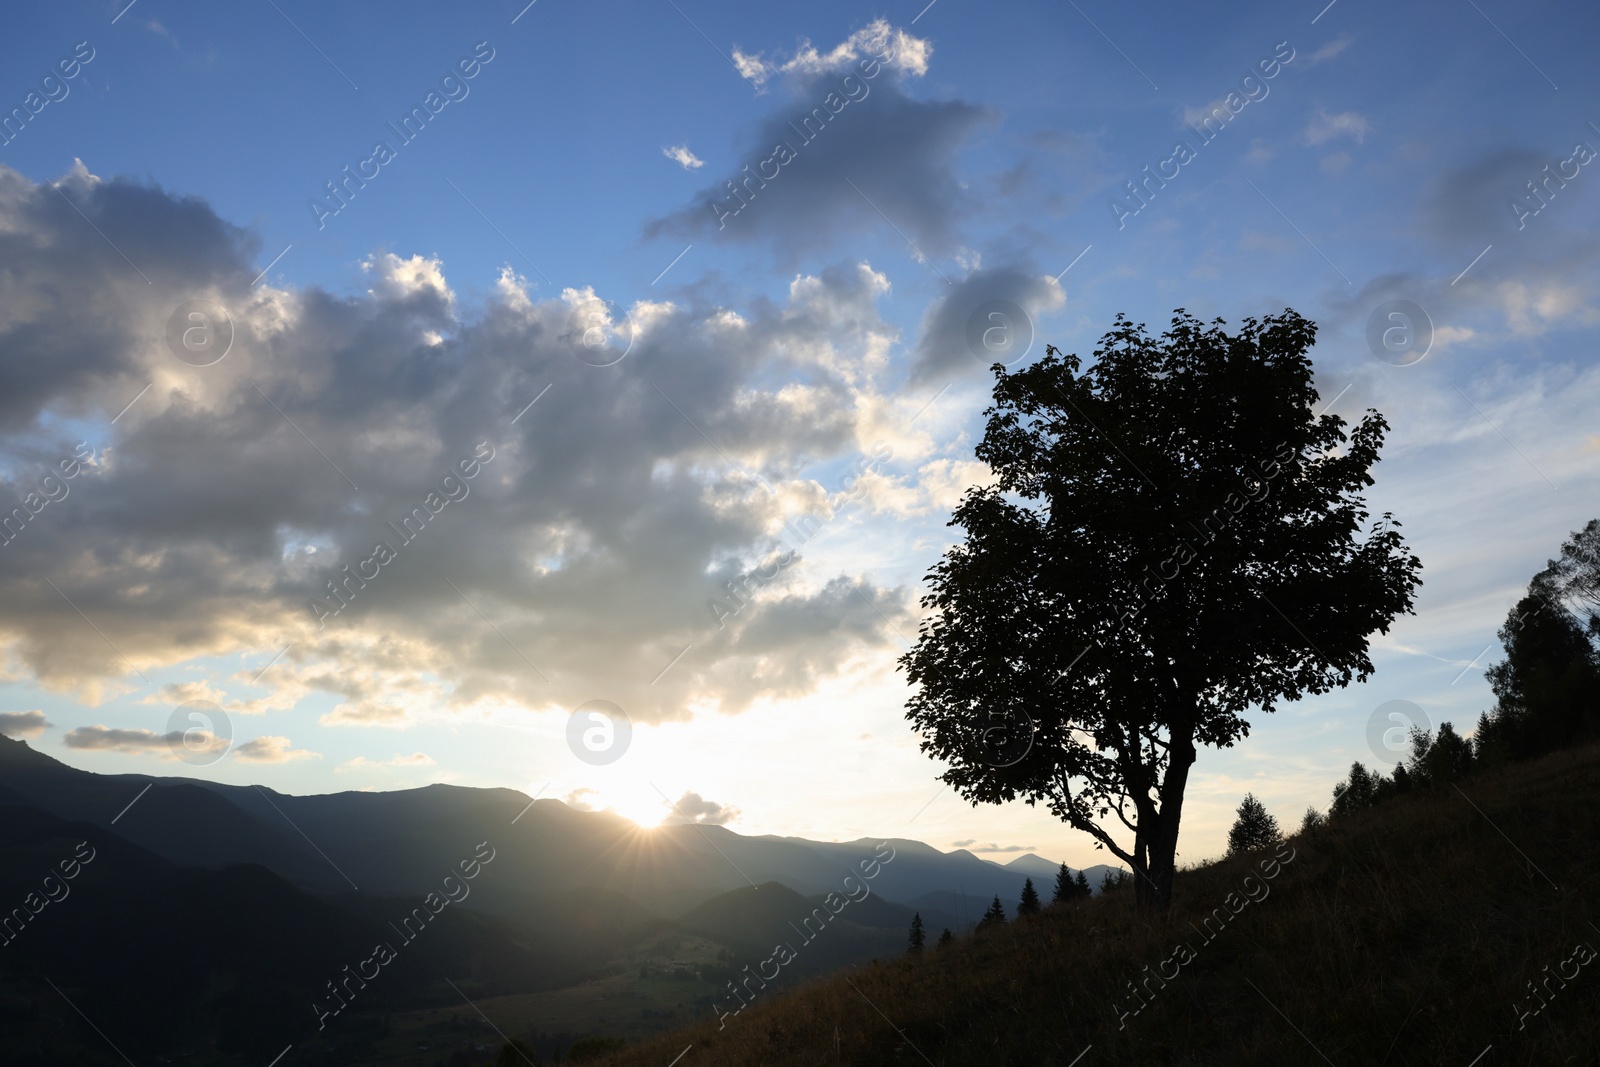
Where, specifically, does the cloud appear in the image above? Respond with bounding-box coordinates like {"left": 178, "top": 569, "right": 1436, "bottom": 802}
{"left": 908, "top": 266, "right": 1065, "bottom": 386}
{"left": 61, "top": 724, "right": 226, "bottom": 759}
{"left": 967, "top": 842, "right": 1036, "bottom": 854}
{"left": 0, "top": 710, "right": 50, "bottom": 738}
{"left": 233, "top": 735, "right": 320, "bottom": 763}
{"left": 1303, "top": 109, "right": 1369, "bottom": 146}
{"left": 731, "top": 19, "right": 931, "bottom": 89}
{"left": 338, "top": 751, "right": 435, "bottom": 770}
{"left": 663, "top": 145, "right": 704, "bottom": 170}
{"left": 1305, "top": 35, "right": 1353, "bottom": 65}
{"left": 951, "top": 839, "right": 976, "bottom": 847}
{"left": 647, "top": 22, "right": 991, "bottom": 262}
{"left": 0, "top": 162, "right": 915, "bottom": 726}
{"left": 664, "top": 790, "right": 740, "bottom": 826}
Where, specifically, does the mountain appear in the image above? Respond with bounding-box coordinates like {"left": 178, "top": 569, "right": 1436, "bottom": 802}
{"left": 0, "top": 737, "right": 1093, "bottom": 922}
{"left": 575, "top": 744, "right": 1600, "bottom": 1066}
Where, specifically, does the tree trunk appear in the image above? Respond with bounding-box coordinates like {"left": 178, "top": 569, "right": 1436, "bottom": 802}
{"left": 1133, "top": 729, "right": 1198, "bottom": 912}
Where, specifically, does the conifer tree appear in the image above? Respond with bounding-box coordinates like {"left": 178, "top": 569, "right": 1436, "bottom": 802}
{"left": 979, "top": 895, "right": 1007, "bottom": 929}
{"left": 1075, "top": 869, "right": 1091, "bottom": 898}
{"left": 1226, "top": 793, "right": 1282, "bottom": 855}
{"left": 937, "top": 927, "right": 954, "bottom": 948}
{"left": 1053, "top": 862, "right": 1073, "bottom": 904}
{"left": 1018, "top": 877, "right": 1041, "bottom": 916}
{"left": 908, "top": 911, "right": 926, "bottom": 954}
{"left": 1299, "top": 806, "right": 1325, "bottom": 834}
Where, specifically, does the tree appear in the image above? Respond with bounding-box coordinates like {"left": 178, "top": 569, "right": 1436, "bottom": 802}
{"left": 1018, "top": 877, "right": 1041, "bottom": 916}
{"left": 1052, "top": 861, "right": 1072, "bottom": 904}
{"left": 1407, "top": 722, "right": 1474, "bottom": 787}
{"left": 1100, "top": 868, "right": 1127, "bottom": 895}
{"left": 1477, "top": 530, "right": 1600, "bottom": 762}
{"left": 907, "top": 911, "right": 925, "bottom": 954}
{"left": 1074, "top": 869, "right": 1091, "bottom": 898}
{"left": 1299, "top": 806, "right": 1324, "bottom": 834}
{"left": 979, "top": 896, "right": 1007, "bottom": 929}
{"left": 901, "top": 310, "right": 1422, "bottom": 910}
{"left": 937, "top": 927, "right": 954, "bottom": 948}
{"left": 1329, "top": 761, "right": 1377, "bottom": 819}
{"left": 1225, "top": 793, "right": 1282, "bottom": 855}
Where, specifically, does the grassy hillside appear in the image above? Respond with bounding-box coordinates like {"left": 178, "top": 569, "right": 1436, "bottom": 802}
{"left": 587, "top": 744, "right": 1600, "bottom": 1066}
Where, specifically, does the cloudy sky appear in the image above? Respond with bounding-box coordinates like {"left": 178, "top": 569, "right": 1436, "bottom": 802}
{"left": 1, "top": 0, "right": 1596, "bottom": 868}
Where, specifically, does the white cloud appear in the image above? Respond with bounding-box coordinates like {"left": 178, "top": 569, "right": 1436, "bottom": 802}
{"left": 1304, "top": 109, "right": 1369, "bottom": 145}
{"left": 233, "top": 735, "right": 320, "bottom": 763}
{"left": 338, "top": 751, "right": 434, "bottom": 770}
{"left": 733, "top": 19, "right": 930, "bottom": 89}
{"left": 663, "top": 790, "right": 740, "bottom": 825}
{"left": 662, "top": 144, "right": 704, "bottom": 170}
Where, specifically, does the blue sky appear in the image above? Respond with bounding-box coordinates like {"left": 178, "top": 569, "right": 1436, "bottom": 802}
{"left": 0, "top": 0, "right": 1597, "bottom": 868}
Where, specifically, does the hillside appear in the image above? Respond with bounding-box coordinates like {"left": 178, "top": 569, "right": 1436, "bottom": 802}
{"left": 587, "top": 744, "right": 1600, "bottom": 1066}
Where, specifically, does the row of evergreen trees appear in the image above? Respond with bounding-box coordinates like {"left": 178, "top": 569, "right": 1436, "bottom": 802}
{"left": 907, "top": 863, "right": 1124, "bottom": 952}
{"left": 1309, "top": 520, "right": 1600, "bottom": 826}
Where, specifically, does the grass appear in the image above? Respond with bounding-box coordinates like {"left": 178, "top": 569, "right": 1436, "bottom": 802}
{"left": 586, "top": 744, "right": 1600, "bottom": 1066}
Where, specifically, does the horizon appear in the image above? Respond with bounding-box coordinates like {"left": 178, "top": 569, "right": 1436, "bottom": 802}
{"left": 2, "top": 0, "right": 1598, "bottom": 873}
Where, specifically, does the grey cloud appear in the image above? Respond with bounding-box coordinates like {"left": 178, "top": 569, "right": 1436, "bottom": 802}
{"left": 0, "top": 164, "right": 910, "bottom": 725}
{"left": 664, "top": 790, "right": 739, "bottom": 826}
{"left": 908, "top": 266, "right": 1063, "bottom": 386}
{"left": 0, "top": 710, "right": 50, "bottom": 737}
{"left": 646, "top": 68, "right": 992, "bottom": 263}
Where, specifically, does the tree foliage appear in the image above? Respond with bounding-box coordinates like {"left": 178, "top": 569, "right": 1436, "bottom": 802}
{"left": 908, "top": 911, "right": 926, "bottom": 954}
{"left": 901, "top": 310, "right": 1421, "bottom": 908}
{"left": 1225, "top": 793, "right": 1282, "bottom": 855}
{"left": 1018, "top": 877, "right": 1041, "bottom": 916}
{"left": 979, "top": 896, "right": 1007, "bottom": 929}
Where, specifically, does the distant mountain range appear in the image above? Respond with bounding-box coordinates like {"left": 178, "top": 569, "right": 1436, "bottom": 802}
{"left": 0, "top": 736, "right": 1119, "bottom": 919}
{"left": 0, "top": 736, "right": 1122, "bottom": 1061}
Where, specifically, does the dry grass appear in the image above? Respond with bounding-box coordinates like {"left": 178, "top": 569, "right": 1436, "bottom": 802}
{"left": 589, "top": 745, "right": 1600, "bottom": 1066}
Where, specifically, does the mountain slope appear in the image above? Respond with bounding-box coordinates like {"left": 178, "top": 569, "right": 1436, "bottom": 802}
{"left": 588, "top": 744, "right": 1600, "bottom": 1066}
{"left": 0, "top": 737, "right": 1086, "bottom": 921}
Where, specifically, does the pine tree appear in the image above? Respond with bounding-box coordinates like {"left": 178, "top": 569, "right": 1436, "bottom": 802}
{"left": 1299, "top": 806, "right": 1325, "bottom": 834}
{"left": 1074, "top": 869, "right": 1091, "bottom": 898}
{"left": 979, "top": 895, "right": 1007, "bottom": 929}
{"left": 1053, "top": 862, "right": 1073, "bottom": 904}
{"left": 937, "top": 927, "right": 954, "bottom": 948}
{"left": 907, "top": 911, "right": 925, "bottom": 954}
{"left": 1226, "top": 793, "right": 1282, "bottom": 855}
{"left": 1018, "top": 877, "right": 1041, "bottom": 916}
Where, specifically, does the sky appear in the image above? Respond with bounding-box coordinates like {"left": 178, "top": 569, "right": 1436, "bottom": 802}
{"left": 0, "top": 0, "right": 1597, "bottom": 871}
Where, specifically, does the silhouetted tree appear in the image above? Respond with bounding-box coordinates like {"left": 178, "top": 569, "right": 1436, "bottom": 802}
{"left": 937, "top": 927, "right": 954, "bottom": 948}
{"left": 1053, "top": 862, "right": 1073, "bottom": 904}
{"left": 1074, "top": 869, "right": 1092, "bottom": 898}
{"left": 1018, "top": 877, "right": 1041, "bottom": 916}
{"left": 1299, "top": 806, "right": 1325, "bottom": 833}
{"left": 1225, "top": 793, "right": 1282, "bottom": 855}
{"left": 901, "top": 310, "right": 1422, "bottom": 910}
{"left": 1406, "top": 722, "right": 1474, "bottom": 787}
{"left": 908, "top": 911, "right": 925, "bottom": 954}
{"left": 979, "top": 896, "right": 1007, "bottom": 929}
{"left": 1330, "top": 761, "right": 1378, "bottom": 819}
